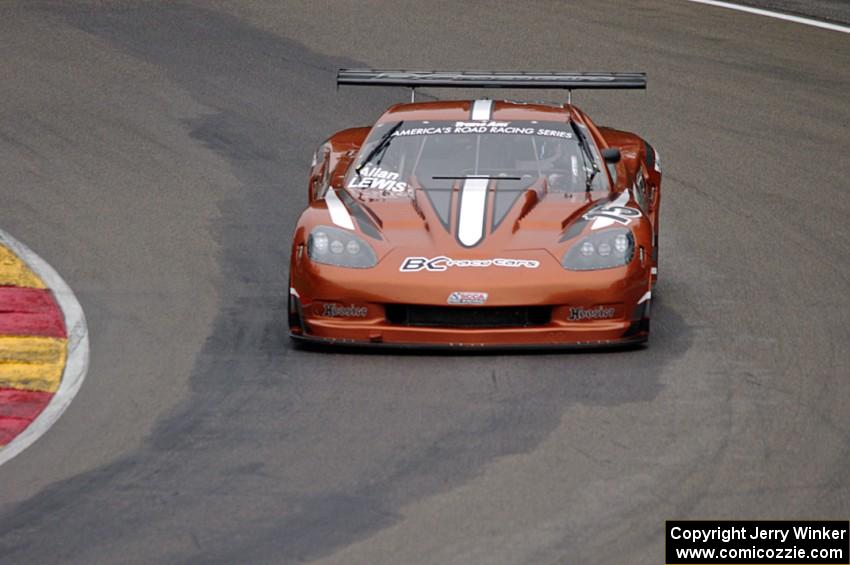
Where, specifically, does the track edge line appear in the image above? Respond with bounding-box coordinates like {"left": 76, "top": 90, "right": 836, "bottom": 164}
{"left": 683, "top": 0, "right": 850, "bottom": 34}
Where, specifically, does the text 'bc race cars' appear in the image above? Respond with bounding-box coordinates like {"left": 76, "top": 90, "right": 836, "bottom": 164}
{"left": 289, "top": 70, "right": 662, "bottom": 349}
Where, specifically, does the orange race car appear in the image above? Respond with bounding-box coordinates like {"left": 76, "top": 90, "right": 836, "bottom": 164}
{"left": 289, "top": 70, "right": 662, "bottom": 349}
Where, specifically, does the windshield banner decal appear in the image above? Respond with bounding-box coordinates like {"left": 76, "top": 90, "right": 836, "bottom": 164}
{"left": 388, "top": 121, "right": 573, "bottom": 139}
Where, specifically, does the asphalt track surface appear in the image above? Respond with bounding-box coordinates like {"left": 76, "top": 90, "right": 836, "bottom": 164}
{"left": 0, "top": 1, "right": 848, "bottom": 563}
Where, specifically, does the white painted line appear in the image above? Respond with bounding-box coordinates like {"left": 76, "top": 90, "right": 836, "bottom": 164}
{"left": 0, "top": 229, "right": 90, "bottom": 467}
{"left": 325, "top": 189, "right": 355, "bottom": 230}
{"left": 638, "top": 290, "right": 652, "bottom": 304}
{"left": 458, "top": 177, "right": 489, "bottom": 247}
{"left": 683, "top": 0, "right": 850, "bottom": 34}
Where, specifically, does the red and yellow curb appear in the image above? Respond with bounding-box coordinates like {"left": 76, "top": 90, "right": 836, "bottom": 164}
{"left": 0, "top": 243, "right": 68, "bottom": 446}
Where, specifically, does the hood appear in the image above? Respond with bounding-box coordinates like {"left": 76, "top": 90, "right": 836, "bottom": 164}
{"left": 339, "top": 178, "right": 608, "bottom": 255}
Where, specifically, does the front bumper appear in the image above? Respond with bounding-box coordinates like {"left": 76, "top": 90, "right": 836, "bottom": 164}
{"left": 289, "top": 250, "right": 651, "bottom": 349}
{"left": 290, "top": 303, "right": 648, "bottom": 349}
{"left": 290, "top": 331, "right": 648, "bottom": 351}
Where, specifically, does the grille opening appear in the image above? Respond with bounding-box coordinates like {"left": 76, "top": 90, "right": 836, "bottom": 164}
{"left": 385, "top": 305, "right": 551, "bottom": 328}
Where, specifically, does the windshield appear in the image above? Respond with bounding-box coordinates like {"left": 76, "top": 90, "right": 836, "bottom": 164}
{"left": 347, "top": 119, "right": 609, "bottom": 195}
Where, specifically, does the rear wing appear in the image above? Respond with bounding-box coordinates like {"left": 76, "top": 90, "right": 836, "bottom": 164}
{"left": 337, "top": 69, "right": 647, "bottom": 90}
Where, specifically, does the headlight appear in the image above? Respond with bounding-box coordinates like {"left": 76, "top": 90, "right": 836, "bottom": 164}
{"left": 562, "top": 228, "right": 634, "bottom": 270}
{"left": 307, "top": 226, "right": 377, "bottom": 268}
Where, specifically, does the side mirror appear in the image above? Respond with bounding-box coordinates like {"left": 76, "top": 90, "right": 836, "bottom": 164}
{"left": 602, "top": 147, "right": 621, "bottom": 164}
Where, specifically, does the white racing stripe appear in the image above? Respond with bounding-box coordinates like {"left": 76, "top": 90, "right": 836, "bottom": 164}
{"left": 683, "top": 0, "right": 850, "bottom": 34}
{"left": 471, "top": 99, "right": 493, "bottom": 121}
{"left": 0, "top": 229, "right": 90, "bottom": 467}
{"left": 325, "top": 189, "right": 355, "bottom": 230}
{"left": 458, "top": 177, "right": 489, "bottom": 247}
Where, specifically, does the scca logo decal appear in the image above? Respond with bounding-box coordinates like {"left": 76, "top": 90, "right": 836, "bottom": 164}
{"left": 447, "top": 291, "right": 488, "bottom": 305}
